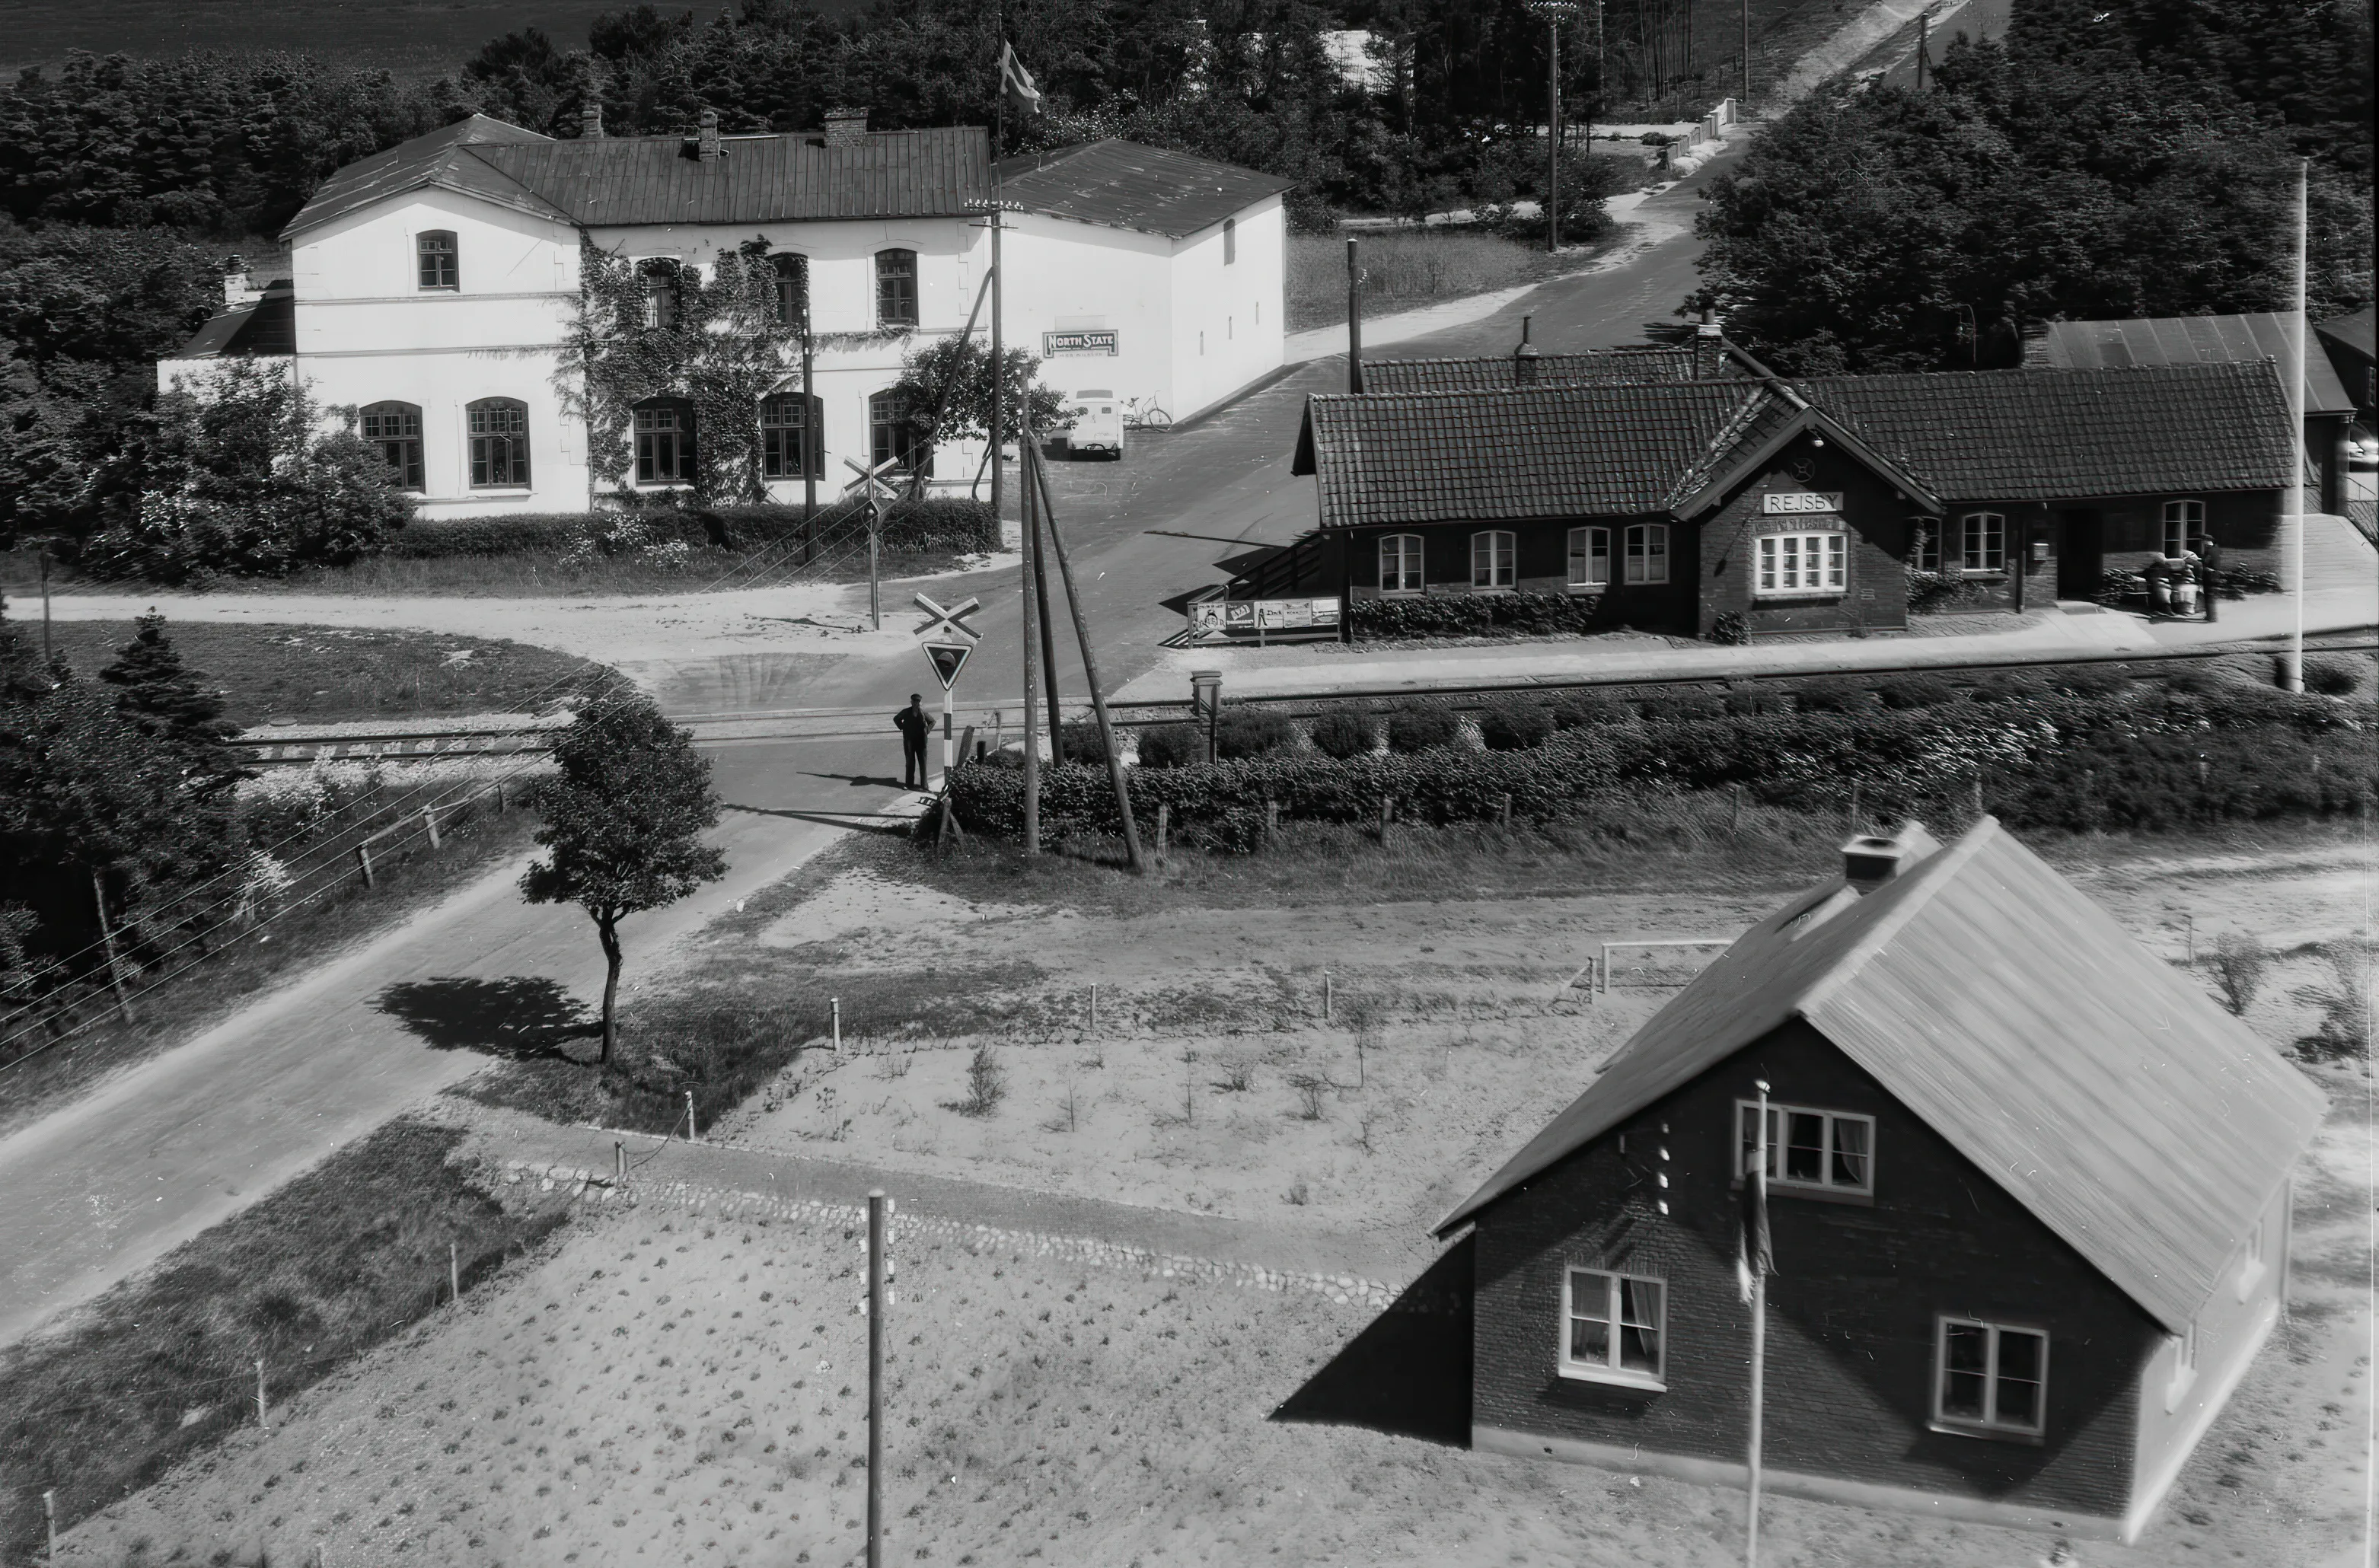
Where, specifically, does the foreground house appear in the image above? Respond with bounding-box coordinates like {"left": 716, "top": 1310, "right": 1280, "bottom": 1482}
{"left": 160, "top": 112, "right": 1289, "bottom": 518}
{"left": 1286, "top": 358, "right": 2294, "bottom": 639}
{"left": 1433, "top": 819, "right": 2323, "bottom": 1542}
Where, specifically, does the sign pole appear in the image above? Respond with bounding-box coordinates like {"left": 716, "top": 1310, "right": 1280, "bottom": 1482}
{"left": 1746, "top": 1079, "right": 1770, "bottom": 1568}
{"left": 866, "top": 1189, "right": 887, "bottom": 1568}
{"left": 941, "top": 684, "right": 954, "bottom": 782}
{"left": 869, "top": 497, "right": 882, "bottom": 631}
{"left": 1027, "top": 442, "right": 1146, "bottom": 872}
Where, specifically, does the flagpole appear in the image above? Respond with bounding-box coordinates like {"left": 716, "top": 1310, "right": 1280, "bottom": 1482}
{"left": 1747, "top": 1078, "right": 1769, "bottom": 1568}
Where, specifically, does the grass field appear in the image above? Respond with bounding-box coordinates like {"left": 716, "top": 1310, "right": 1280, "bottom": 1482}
{"left": 1288, "top": 229, "right": 1634, "bottom": 332}
{"left": 33, "top": 621, "right": 604, "bottom": 728}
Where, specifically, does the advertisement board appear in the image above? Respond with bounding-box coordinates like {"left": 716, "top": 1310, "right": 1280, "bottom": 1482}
{"left": 1186, "top": 598, "right": 1342, "bottom": 637}
{"left": 1043, "top": 330, "right": 1120, "bottom": 356}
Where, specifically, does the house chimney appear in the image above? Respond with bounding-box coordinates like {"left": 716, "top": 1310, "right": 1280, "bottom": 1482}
{"left": 1840, "top": 821, "right": 1944, "bottom": 893}
{"left": 1692, "top": 310, "right": 1726, "bottom": 379}
{"left": 222, "top": 255, "right": 260, "bottom": 307}
{"left": 1513, "top": 313, "right": 1539, "bottom": 383}
{"left": 697, "top": 109, "right": 722, "bottom": 163}
{"left": 824, "top": 107, "right": 869, "bottom": 147}
{"left": 2019, "top": 320, "right": 2051, "bottom": 368}
{"left": 581, "top": 101, "right": 604, "bottom": 140}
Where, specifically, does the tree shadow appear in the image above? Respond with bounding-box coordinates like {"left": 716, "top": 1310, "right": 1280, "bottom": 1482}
{"left": 1271, "top": 1234, "right": 1473, "bottom": 1447}
{"left": 377, "top": 976, "right": 600, "bottom": 1062}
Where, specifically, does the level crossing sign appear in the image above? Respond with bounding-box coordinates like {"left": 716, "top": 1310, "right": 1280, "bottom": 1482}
{"left": 922, "top": 642, "right": 971, "bottom": 690}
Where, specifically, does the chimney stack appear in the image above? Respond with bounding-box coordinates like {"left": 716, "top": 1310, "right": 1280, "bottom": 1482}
{"left": 1513, "top": 314, "right": 1539, "bottom": 383}
{"left": 222, "top": 255, "right": 260, "bottom": 307}
{"left": 581, "top": 101, "right": 604, "bottom": 140}
{"left": 2019, "top": 320, "right": 2051, "bottom": 368}
{"left": 1840, "top": 821, "right": 1943, "bottom": 894}
{"left": 1692, "top": 309, "right": 1726, "bottom": 380}
{"left": 824, "top": 107, "right": 869, "bottom": 147}
{"left": 697, "top": 109, "right": 722, "bottom": 162}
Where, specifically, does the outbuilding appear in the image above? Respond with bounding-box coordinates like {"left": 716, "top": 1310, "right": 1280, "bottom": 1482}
{"left": 1434, "top": 817, "right": 2323, "bottom": 1542}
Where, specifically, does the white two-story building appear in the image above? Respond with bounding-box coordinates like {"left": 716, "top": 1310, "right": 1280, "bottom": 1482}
{"left": 159, "top": 109, "right": 1291, "bottom": 518}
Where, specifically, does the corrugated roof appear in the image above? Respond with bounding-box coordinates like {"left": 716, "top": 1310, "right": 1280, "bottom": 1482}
{"left": 1802, "top": 362, "right": 2298, "bottom": 500}
{"left": 1434, "top": 820, "right": 2326, "bottom": 1334}
{"left": 284, "top": 116, "right": 994, "bottom": 238}
{"left": 994, "top": 139, "right": 1295, "bottom": 238}
{"left": 2033, "top": 315, "right": 2354, "bottom": 416}
{"left": 170, "top": 281, "right": 295, "bottom": 359}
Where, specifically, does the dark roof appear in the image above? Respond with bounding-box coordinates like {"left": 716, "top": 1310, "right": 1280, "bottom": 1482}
{"left": 1434, "top": 820, "right": 2325, "bottom": 1334}
{"left": 169, "top": 280, "right": 295, "bottom": 359}
{"left": 1360, "top": 345, "right": 1783, "bottom": 395}
{"left": 2032, "top": 315, "right": 2354, "bottom": 417}
{"left": 285, "top": 115, "right": 994, "bottom": 237}
{"left": 2316, "top": 305, "right": 2375, "bottom": 362}
{"left": 993, "top": 139, "right": 1295, "bottom": 238}
{"left": 1802, "top": 362, "right": 2298, "bottom": 501}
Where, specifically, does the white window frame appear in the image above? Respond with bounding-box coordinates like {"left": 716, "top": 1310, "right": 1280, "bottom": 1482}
{"left": 1910, "top": 518, "right": 1941, "bottom": 574}
{"left": 1624, "top": 524, "right": 1669, "bottom": 585}
{"left": 1471, "top": 529, "right": 1516, "bottom": 591}
{"left": 2237, "top": 1219, "right": 2266, "bottom": 1299}
{"left": 1932, "top": 1316, "right": 2049, "bottom": 1440}
{"left": 1379, "top": 534, "right": 1423, "bottom": 595}
{"left": 1567, "top": 526, "right": 1610, "bottom": 590}
{"left": 1560, "top": 1267, "right": 1666, "bottom": 1391}
{"left": 2163, "top": 498, "right": 2205, "bottom": 557}
{"left": 1736, "top": 1100, "right": 1874, "bottom": 1197}
{"left": 1755, "top": 530, "right": 1848, "bottom": 599}
{"left": 2163, "top": 1321, "right": 2199, "bottom": 1412}
{"left": 1959, "top": 512, "right": 2005, "bottom": 574}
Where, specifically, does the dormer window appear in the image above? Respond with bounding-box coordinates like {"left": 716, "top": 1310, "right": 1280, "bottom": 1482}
{"left": 417, "top": 231, "right": 458, "bottom": 290}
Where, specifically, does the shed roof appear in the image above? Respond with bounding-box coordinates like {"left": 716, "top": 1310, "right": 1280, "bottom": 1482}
{"left": 993, "top": 139, "right": 1296, "bottom": 238}
{"left": 2030, "top": 315, "right": 2353, "bottom": 417}
{"left": 169, "top": 280, "right": 295, "bottom": 359}
{"left": 2317, "top": 306, "right": 2375, "bottom": 362}
{"left": 1433, "top": 819, "right": 2326, "bottom": 1334}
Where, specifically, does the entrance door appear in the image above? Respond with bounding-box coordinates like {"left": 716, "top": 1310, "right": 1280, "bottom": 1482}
{"left": 2056, "top": 510, "right": 2103, "bottom": 599}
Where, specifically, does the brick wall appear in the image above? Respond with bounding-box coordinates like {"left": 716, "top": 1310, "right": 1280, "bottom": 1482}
{"left": 1694, "top": 435, "right": 1916, "bottom": 638}
{"left": 1469, "top": 1020, "right": 2164, "bottom": 1519}
{"left": 1341, "top": 520, "right": 1698, "bottom": 633}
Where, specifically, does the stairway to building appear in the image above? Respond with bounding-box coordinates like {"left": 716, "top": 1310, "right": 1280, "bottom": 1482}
{"left": 2304, "top": 511, "right": 2377, "bottom": 587}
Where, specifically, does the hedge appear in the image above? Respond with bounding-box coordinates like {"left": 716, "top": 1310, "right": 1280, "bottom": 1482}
{"left": 384, "top": 498, "right": 998, "bottom": 560}
{"left": 1347, "top": 591, "right": 1602, "bottom": 640}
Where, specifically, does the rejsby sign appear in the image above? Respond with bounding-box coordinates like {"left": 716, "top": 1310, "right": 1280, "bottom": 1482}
{"left": 1762, "top": 491, "right": 1845, "bottom": 515}
{"left": 1042, "top": 330, "right": 1119, "bottom": 356}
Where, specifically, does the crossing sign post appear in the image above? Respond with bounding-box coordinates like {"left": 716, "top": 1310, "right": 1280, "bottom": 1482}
{"left": 913, "top": 592, "right": 981, "bottom": 779}
{"left": 844, "top": 454, "right": 903, "bottom": 630}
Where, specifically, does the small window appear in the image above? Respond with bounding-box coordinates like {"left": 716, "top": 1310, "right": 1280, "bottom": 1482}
{"left": 1379, "top": 534, "right": 1423, "bottom": 594}
{"left": 1223, "top": 217, "right": 1237, "bottom": 266}
{"left": 1624, "top": 523, "right": 1669, "bottom": 585}
{"left": 1471, "top": 530, "right": 1515, "bottom": 591}
{"left": 417, "top": 231, "right": 458, "bottom": 290}
{"left": 772, "top": 253, "right": 809, "bottom": 331}
{"left": 643, "top": 262, "right": 682, "bottom": 331}
{"left": 359, "top": 400, "right": 423, "bottom": 491}
{"left": 1561, "top": 1267, "right": 1666, "bottom": 1388}
{"left": 1911, "top": 518, "right": 1941, "bottom": 574}
{"left": 1756, "top": 531, "right": 1848, "bottom": 598}
{"left": 761, "top": 392, "right": 822, "bottom": 480}
{"left": 1567, "top": 525, "right": 1610, "bottom": 589}
{"left": 1935, "top": 1318, "right": 2047, "bottom": 1439}
{"left": 1738, "top": 1101, "right": 1874, "bottom": 1196}
{"left": 2163, "top": 499, "right": 2205, "bottom": 557}
{"left": 2164, "top": 1322, "right": 2199, "bottom": 1411}
{"left": 869, "top": 388, "right": 930, "bottom": 476}
{"left": 466, "top": 397, "right": 530, "bottom": 488}
{"left": 1959, "top": 512, "right": 2005, "bottom": 573}
{"left": 633, "top": 400, "right": 695, "bottom": 485}
{"left": 875, "top": 249, "right": 918, "bottom": 328}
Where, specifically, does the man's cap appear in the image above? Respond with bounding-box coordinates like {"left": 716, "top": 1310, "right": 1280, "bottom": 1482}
{"left": 910, "top": 693, "right": 923, "bottom": 703}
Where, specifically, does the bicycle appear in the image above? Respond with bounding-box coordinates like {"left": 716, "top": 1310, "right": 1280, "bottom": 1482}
{"left": 1122, "top": 395, "right": 1172, "bottom": 432}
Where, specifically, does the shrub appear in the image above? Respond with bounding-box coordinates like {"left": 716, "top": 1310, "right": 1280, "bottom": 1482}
{"left": 1057, "top": 721, "right": 1109, "bottom": 766}
{"left": 1877, "top": 674, "right": 1959, "bottom": 709}
{"left": 1789, "top": 677, "right": 1876, "bottom": 713}
{"left": 2207, "top": 933, "right": 2267, "bottom": 1015}
{"left": 1477, "top": 699, "right": 1553, "bottom": 751}
{"left": 381, "top": 498, "right": 998, "bottom": 562}
{"left": 1724, "top": 681, "right": 1786, "bottom": 716}
{"left": 2212, "top": 566, "right": 2282, "bottom": 599}
{"left": 1708, "top": 611, "right": 1752, "bottom": 645}
{"left": 1134, "top": 722, "right": 1203, "bottom": 768}
{"left": 1213, "top": 705, "right": 1293, "bottom": 760}
{"left": 2047, "top": 664, "right": 2126, "bottom": 699}
{"left": 955, "top": 1047, "right": 1006, "bottom": 1116}
{"left": 1347, "top": 591, "right": 1602, "bottom": 640}
{"left": 2091, "top": 569, "right": 2146, "bottom": 607}
{"left": 1308, "top": 709, "right": 1377, "bottom": 760}
{"left": 1551, "top": 692, "right": 1631, "bottom": 728}
{"left": 1969, "top": 673, "right": 2046, "bottom": 703}
{"left": 2294, "top": 946, "right": 2374, "bottom": 1061}
{"left": 1907, "top": 569, "right": 1985, "bottom": 613}
{"left": 1638, "top": 690, "right": 1726, "bottom": 722}
{"left": 2300, "top": 655, "right": 2365, "bottom": 696}
{"left": 1385, "top": 705, "right": 1463, "bottom": 753}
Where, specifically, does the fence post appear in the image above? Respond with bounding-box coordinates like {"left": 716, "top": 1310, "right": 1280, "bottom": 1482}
{"left": 831, "top": 997, "right": 842, "bottom": 1054}
{"left": 355, "top": 843, "right": 375, "bottom": 889}
{"left": 423, "top": 806, "right": 441, "bottom": 849}
{"left": 1498, "top": 792, "right": 1513, "bottom": 830}
{"left": 1155, "top": 803, "right": 1170, "bottom": 864}
{"left": 1264, "top": 797, "right": 1279, "bottom": 844}
{"left": 615, "top": 1139, "right": 626, "bottom": 1184}
{"left": 1088, "top": 984, "right": 1098, "bottom": 1036}
{"left": 91, "top": 872, "right": 136, "bottom": 1023}
{"left": 450, "top": 1240, "right": 460, "bottom": 1304}
{"left": 43, "top": 1488, "right": 56, "bottom": 1564}
{"left": 1377, "top": 795, "right": 1393, "bottom": 844}
{"left": 256, "top": 1358, "right": 268, "bottom": 1426}
{"left": 686, "top": 1090, "right": 698, "bottom": 1143}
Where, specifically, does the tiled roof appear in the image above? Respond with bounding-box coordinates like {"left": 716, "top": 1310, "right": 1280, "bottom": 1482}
{"left": 169, "top": 281, "right": 295, "bottom": 359}
{"left": 1293, "top": 381, "right": 1779, "bottom": 527}
{"left": 284, "top": 115, "right": 994, "bottom": 237}
{"left": 2031, "top": 314, "right": 2354, "bottom": 416}
{"left": 1362, "top": 349, "right": 1699, "bottom": 394}
{"left": 1435, "top": 820, "right": 2325, "bottom": 1334}
{"left": 2317, "top": 305, "right": 2374, "bottom": 361}
{"left": 1801, "top": 362, "right": 2298, "bottom": 501}
{"left": 994, "top": 139, "right": 1296, "bottom": 238}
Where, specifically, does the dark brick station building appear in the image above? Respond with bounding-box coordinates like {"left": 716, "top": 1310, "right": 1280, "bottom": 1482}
{"left": 1430, "top": 820, "right": 2323, "bottom": 1541}
{"left": 1289, "top": 354, "right": 2296, "bottom": 639}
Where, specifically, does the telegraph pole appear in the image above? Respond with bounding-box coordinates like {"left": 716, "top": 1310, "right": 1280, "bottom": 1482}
{"left": 1345, "top": 237, "right": 1365, "bottom": 394}
{"left": 1548, "top": 6, "right": 1562, "bottom": 253}
{"left": 866, "top": 1190, "right": 890, "bottom": 1568}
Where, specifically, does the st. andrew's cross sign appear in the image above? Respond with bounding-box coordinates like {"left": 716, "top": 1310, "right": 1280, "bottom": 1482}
{"left": 913, "top": 591, "right": 981, "bottom": 775}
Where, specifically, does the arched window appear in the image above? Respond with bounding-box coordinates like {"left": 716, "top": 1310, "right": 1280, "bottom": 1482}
{"left": 1958, "top": 512, "right": 2004, "bottom": 572}
{"left": 761, "top": 392, "right": 823, "bottom": 480}
{"left": 466, "top": 398, "right": 529, "bottom": 487}
{"left": 634, "top": 399, "right": 696, "bottom": 485}
{"left": 1223, "top": 217, "right": 1236, "bottom": 266}
{"left": 1379, "top": 534, "right": 1423, "bottom": 594}
{"left": 417, "top": 231, "right": 458, "bottom": 290}
{"left": 360, "top": 401, "right": 424, "bottom": 491}
{"left": 1624, "top": 523, "right": 1669, "bottom": 585}
{"left": 1471, "top": 529, "right": 1515, "bottom": 590}
{"left": 2161, "top": 499, "right": 2205, "bottom": 557}
{"left": 874, "top": 249, "right": 917, "bottom": 327}
{"left": 771, "top": 253, "right": 809, "bottom": 331}
{"left": 869, "top": 389, "right": 930, "bottom": 477}
{"left": 642, "top": 260, "right": 683, "bottom": 330}
{"left": 1567, "top": 525, "right": 1609, "bottom": 589}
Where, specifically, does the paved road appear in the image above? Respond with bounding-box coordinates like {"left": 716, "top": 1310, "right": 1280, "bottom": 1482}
{"left": 0, "top": 162, "right": 1737, "bottom": 1349}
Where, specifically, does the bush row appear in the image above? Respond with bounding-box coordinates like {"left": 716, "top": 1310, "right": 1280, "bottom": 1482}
{"left": 1347, "top": 591, "right": 1602, "bottom": 640}
{"left": 384, "top": 498, "right": 999, "bottom": 560}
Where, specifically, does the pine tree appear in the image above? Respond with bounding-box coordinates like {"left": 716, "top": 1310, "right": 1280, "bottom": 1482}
{"left": 98, "top": 612, "right": 245, "bottom": 793}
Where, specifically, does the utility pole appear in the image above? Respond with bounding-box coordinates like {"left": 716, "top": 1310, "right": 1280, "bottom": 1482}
{"left": 1345, "top": 237, "right": 1365, "bottom": 394}
{"left": 2282, "top": 158, "right": 2308, "bottom": 693}
{"left": 1027, "top": 442, "right": 1148, "bottom": 872}
{"left": 1741, "top": 0, "right": 1752, "bottom": 104}
{"left": 1915, "top": 11, "right": 1928, "bottom": 91}
{"left": 37, "top": 544, "right": 53, "bottom": 668}
{"left": 801, "top": 332, "right": 817, "bottom": 564}
{"left": 866, "top": 1190, "right": 890, "bottom": 1568}
{"left": 1547, "top": 5, "right": 1562, "bottom": 253}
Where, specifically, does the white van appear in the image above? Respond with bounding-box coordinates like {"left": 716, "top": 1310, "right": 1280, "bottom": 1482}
{"left": 1059, "top": 389, "right": 1124, "bottom": 459}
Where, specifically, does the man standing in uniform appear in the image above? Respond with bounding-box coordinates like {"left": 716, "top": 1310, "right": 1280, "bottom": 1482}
{"left": 895, "top": 693, "right": 933, "bottom": 789}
